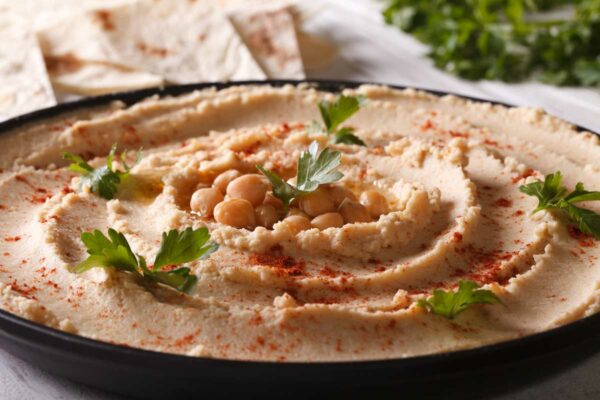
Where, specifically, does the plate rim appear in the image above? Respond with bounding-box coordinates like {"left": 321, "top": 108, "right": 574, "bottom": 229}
{"left": 1, "top": 78, "right": 599, "bottom": 372}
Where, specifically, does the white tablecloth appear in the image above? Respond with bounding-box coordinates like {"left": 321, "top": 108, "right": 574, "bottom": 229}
{"left": 1, "top": 1, "right": 599, "bottom": 398}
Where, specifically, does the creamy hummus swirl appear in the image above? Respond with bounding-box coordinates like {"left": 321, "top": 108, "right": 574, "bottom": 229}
{"left": 1, "top": 84, "right": 599, "bottom": 361}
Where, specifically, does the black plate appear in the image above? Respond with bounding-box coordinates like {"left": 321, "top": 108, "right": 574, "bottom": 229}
{"left": 1, "top": 80, "right": 599, "bottom": 400}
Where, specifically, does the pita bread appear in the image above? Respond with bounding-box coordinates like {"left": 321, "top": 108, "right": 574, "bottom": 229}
{"left": 284, "top": 3, "right": 338, "bottom": 72}
{"left": 45, "top": 54, "right": 163, "bottom": 96}
{"left": 230, "top": 5, "right": 305, "bottom": 79}
{"left": 35, "top": 7, "right": 164, "bottom": 96}
{"left": 0, "top": 7, "right": 56, "bottom": 121}
{"left": 0, "top": 0, "right": 135, "bottom": 30}
{"left": 223, "top": 0, "right": 335, "bottom": 73}
{"left": 36, "top": 10, "right": 124, "bottom": 64}
{"left": 39, "top": 0, "right": 266, "bottom": 84}
{"left": 295, "top": 30, "right": 338, "bottom": 72}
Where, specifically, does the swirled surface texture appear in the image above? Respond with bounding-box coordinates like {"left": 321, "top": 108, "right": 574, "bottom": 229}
{"left": 1, "top": 84, "right": 599, "bottom": 361}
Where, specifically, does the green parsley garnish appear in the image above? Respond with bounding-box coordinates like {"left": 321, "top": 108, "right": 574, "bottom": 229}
{"left": 520, "top": 171, "right": 600, "bottom": 238}
{"left": 309, "top": 95, "right": 366, "bottom": 145}
{"left": 63, "top": 144, "right": 141, "bottom": 200}
{"left": 382, "top": 0, "right": 600, "bottom": 86}
{"left": 256, "top": 141, "right": 344, "bottom": 209}
{"left": 417, "top": 280, "right": 503, "bottom": 319}
{"left": 74, "top": 227, "right": 218, "bottom": 293}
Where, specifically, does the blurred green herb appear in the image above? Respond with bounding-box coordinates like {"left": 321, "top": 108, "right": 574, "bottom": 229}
{"left": 382, "top": 0, "right": 600, "bottom": 86}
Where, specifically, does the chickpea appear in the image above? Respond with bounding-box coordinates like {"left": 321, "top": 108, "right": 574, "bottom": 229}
{"left": 328, "top": 184, "right": 357, "bottom": 207}
{"left": 311, "top": 212, "right": 344, "bottom": 230}
{"left": 299, "top": 187, "right": 335, "bottom": 217}
{"left": 226, "top": 174, "right": 269, "bottom": 206}
{"left": 360, "top": 190, "right": 389, "bottom": 218}
{"left": 338, "top": 198, "right": 371, "bottom": 224}
{"left": 263, "top": 192, "right": 284, "bottom": 209}
{"left": 214, "top": 198, "right": 256, "bottom": 229}
{"left": 213, "top": 169, "right": 241, "bottom": 193}
{"left": 255, "top": 204, "right": 279, "bottom": 229}
{"left": 190, "top": 187, "right": 224, "bottom": 217}
{"left": 287, "top": 208, "right": 310, "bottom": 219}
{"left": 282, "top": 215, "right": 312, "bottom": 233}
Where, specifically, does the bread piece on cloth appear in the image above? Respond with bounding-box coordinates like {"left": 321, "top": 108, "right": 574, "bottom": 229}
{"left": 38, "top": 0, "right": 266, "bottom": 84}
{"left": 0, "top": 0, "right": 163, "bottom": 96}
{"left": 295, "top": 30, "right": 338, "bottom": 72}
{"left": 229, "top": 4, "right": 305, "bottom": 79}
{"left": 45, "top": 55, "right": 164, "bottom": 96}
{"left": 0, "top": 0, "right": 134, "bottom": 30}
{"left": 221, "top": 0, "right": 337, "bottom": 73}
{"left": 0, "top": 7, "right": 56, "bottom": 121}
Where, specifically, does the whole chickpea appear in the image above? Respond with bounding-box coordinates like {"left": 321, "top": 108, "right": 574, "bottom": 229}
{"left": 299, "top": 187, "right": 335, "bottom": 217}
{"left": 226, "top": 174, "right": 269, "bottom": 206}
{"left": 328, "top": 184, "right": 357, "bottom": 207}
{"left": 282, "top": 215, "right": 312, "bottom": 233}
{"left": 360, "top": 190, "right": 389, "bottom": 218}
{"left": 214, "top": 198, "right": 256, "bottom": 229}
{"left": 213, "top": 169, "right": 241, "bottom": 193}
{"left": 190, "top": 187, "right": 224, "bottom": 217}
{"left": 311, "top": 212, "right": 344, "bottom": 230}
{"left": 339, "top": 198, "right": 371, "bottom": 224}
{"left": 287, "top": 208, "right": 310, "bottom": 219}
{"left": 263, "top": 192, "right": 284, "bottom": 210}
{"left": 255, "top": 204, "right": 279, "bottom": 229}
{"left": 195, "top": 182, "right": 211, "bottom": 190}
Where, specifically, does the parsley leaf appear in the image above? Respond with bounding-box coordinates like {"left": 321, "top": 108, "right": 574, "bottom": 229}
{"left": 257, "top": 141, "right": 344, "bottom": 209}
{"left": 417, "top": 280, "right": 502, "bottom": 319}
{"left": 333, "top": 127, "right": 366, "bottom": 146}
{"left": 63, "top": 144, "right": 141, "bottom": 200}
{"left": 149, "top": 266, "right": 197, "bottom": 293}
{"left": 519, "top": 171, "right": 600, "bottom": 238}
{"left": 312, "top": 95, "right": 366, "bottom": 146}
{"left": 76, "top": 229, "right": 139, "bottom": 274}
{"left": 74, "top": 227, "right": 218, "bottom": 293}
{"left": 560, "top": 202, "right": 600, "bottom": 238}
{"left": 319, "top": 95, "right": 364, "bottom": 133}
{"left": 154, "top": 228, "right": 218, "bottom": 269}
{"left": 296, "top": 141, "right": 344, "bottom": 192}
{"left": 564, "top": 182, "right": 600, "bottom": 203}
{"left": 519, "top": 171, "right": 566, "bottom": 213}
{"left": 255, "top": 165, "right": 301, "bottom": 208}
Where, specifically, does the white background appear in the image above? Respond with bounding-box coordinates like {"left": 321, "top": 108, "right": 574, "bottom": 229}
{"left": 1, "top": 1, "right": 599, "bottom": 398}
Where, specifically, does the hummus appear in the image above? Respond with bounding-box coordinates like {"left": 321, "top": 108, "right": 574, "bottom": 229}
{"left": 1, "top": 83, "right": 600, "bottom": 361}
